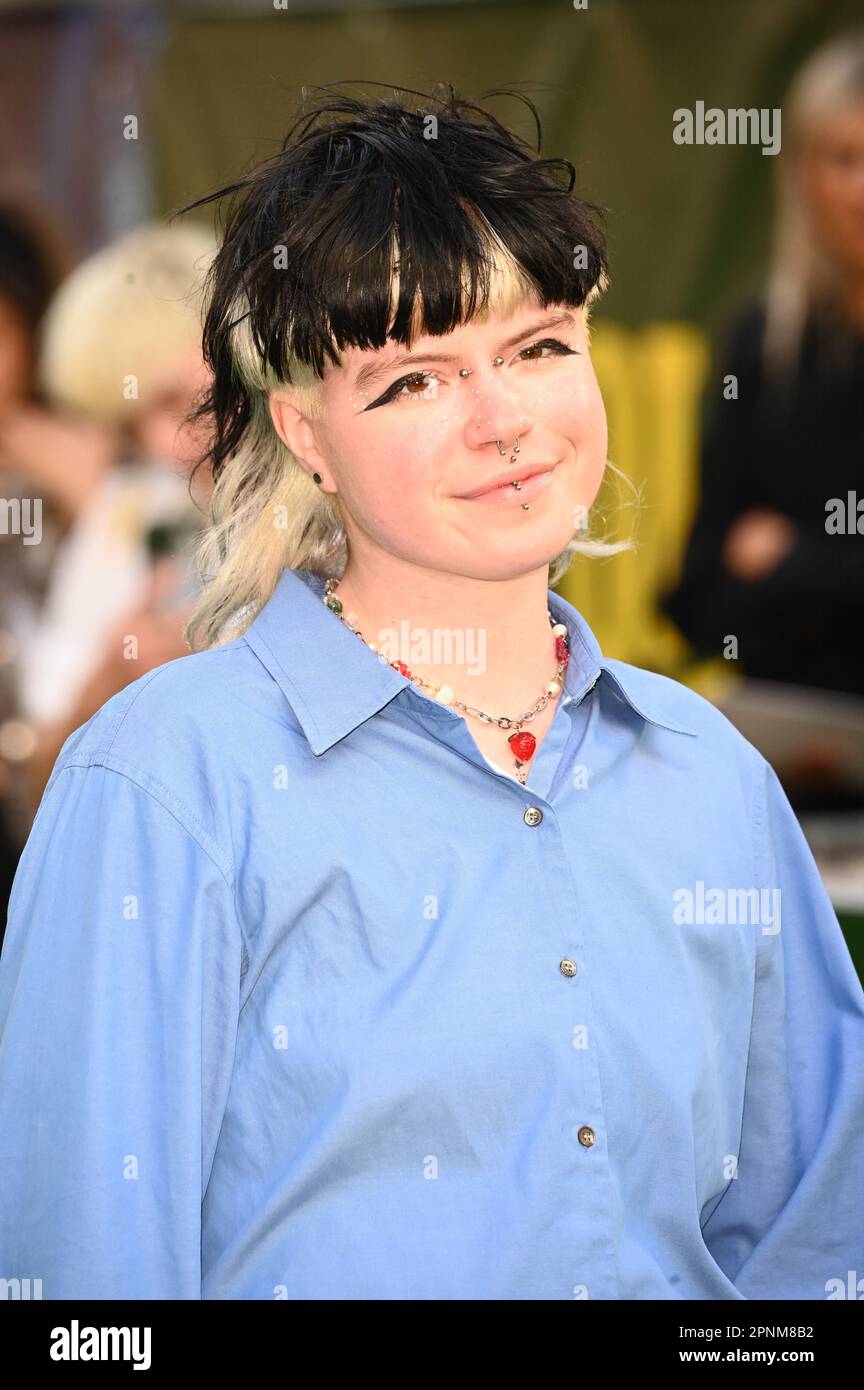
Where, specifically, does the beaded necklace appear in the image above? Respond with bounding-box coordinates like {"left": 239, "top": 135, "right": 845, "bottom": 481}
{"left": 322, "top": 577, "right": 571, "bottom": 784}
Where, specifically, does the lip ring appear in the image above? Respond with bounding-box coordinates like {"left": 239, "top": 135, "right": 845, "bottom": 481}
{"left": 457, "top": 463, "right": 556, "bottom": 500}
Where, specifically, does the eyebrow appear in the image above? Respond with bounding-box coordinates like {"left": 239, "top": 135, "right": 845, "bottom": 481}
{"left": 350, "top": 309, "right": 580, "bottom": 395}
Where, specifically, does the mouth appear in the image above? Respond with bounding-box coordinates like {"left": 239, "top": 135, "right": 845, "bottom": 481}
{"left": 452, "top": 464, "right": 561, "bottom": 503}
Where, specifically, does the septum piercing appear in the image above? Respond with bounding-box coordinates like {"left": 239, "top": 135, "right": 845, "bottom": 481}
{"left": 496, "top": 437, "right": 528, "bottom": 508}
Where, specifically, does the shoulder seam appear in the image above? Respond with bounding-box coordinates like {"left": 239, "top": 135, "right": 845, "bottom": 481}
{"left": 749, "top": 747, "right": 770, "bottom": 889}
{"left": 48, "top": 755, "right": 231, "bottom": 884}
{"left": 56, "top": 647, "right": 248, "bottom": 770}
{"left": 45, "top": 758, "right": 251, "bottom": 974}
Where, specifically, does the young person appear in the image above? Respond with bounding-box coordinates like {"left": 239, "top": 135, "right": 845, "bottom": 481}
{"left": 1, "top": 84, "right": 862, "bottom": 1301}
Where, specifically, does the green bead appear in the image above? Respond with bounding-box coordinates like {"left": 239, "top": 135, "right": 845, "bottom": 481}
{"left": 324, "top": 595, "right": 343, "bottom": 614}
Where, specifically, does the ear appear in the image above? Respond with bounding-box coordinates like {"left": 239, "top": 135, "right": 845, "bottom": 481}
{"left": 268, "top": 391, "right": 332, "bottom": 489}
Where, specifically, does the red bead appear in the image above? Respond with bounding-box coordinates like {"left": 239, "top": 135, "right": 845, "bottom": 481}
{"left": 555, "top": 636, "right": 570, "bottom": 663}
{"left": 508, "top": 731, "right": 537, "bottom": 762}
{"left": 390, "top": 660, "right": 412, "bottom": 678}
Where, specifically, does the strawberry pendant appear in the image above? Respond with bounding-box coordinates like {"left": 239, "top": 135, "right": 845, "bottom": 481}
{"left": 508, "top": 730, "right": 537, "bottom": 764}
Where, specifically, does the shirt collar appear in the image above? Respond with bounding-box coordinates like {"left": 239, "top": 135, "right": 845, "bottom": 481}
{"left": 242, "top": 567, "right": 697, "bottom": 754}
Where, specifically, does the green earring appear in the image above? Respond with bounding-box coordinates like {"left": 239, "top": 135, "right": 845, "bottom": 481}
{"left": 313, "top": 472, "right": 322, "bottom": 485}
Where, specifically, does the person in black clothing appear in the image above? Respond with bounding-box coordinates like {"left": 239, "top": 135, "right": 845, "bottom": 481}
{"left": 661, "top": 297, "right": 864, "bottom": 696}
{"left": 662, "top": 32, "right": 864, "bottom": 699}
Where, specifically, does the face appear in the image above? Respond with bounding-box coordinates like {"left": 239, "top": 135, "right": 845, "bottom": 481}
{"left": 0, "top": 296, "right": 35, "bottom": 411}
{"left": 799, "top": 101, "right": 864, "bottom": 276}
{"left": 270, "top": 297, "right": 608, "bottom": 583}
{"left": 132, "top": 343, "right": 213, "bottom": 472}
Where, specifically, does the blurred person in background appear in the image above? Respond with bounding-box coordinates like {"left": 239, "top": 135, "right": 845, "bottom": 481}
{"left": 0, "top": 203, "right": 76, "bottom": 922}
{"left": 662, "top": 32, "right": 864, "bottom": 700}
{"left": 6, "top": 220, "right": 216, "bottom": 829}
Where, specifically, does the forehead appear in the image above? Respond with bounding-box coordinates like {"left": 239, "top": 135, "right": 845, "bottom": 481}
{"left": 811, "top": 101, "right": 864, "bottom": 149}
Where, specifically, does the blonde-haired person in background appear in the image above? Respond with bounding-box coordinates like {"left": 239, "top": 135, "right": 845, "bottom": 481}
{"left": 3, "top": 219, "right": 216, "bottom": 812}
{"left": 0, "top": 83, "right": 862, "bottom": 1301}
{"left": 662, "top": 30, "right": 864, "bottom": 720}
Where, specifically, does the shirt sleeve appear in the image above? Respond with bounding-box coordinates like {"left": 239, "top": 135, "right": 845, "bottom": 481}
{"left": 701, "top": 755, "right": 864, "bottom": 1298}
{"left": 0, "top": 760, "right": 245, "bottom": 1299}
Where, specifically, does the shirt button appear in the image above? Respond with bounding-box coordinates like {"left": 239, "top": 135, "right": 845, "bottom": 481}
{"left": 560, "top": 958, "right": 578, "bottom": 977}
{"left": 577, "top": 1126, "right": 596, "bottom": 1148}
{"left": 523, "top": 806, "right": 543, "bottom": 826}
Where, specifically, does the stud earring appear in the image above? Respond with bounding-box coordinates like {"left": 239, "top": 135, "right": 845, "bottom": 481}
{"left": 313, "top": 472, "right": 322, "bottom": 485}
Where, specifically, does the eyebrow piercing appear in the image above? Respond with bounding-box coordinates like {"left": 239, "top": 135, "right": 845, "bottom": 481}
{"left": 458, "top": 354, "right": 503, "bottom": 378}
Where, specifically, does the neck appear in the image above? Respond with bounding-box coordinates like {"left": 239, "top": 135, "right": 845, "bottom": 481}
{"left": 335, "top": 554, "right": 562, "bottom": 715}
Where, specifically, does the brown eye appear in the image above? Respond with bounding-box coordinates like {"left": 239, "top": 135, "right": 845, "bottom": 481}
{"left": 363, "top": 370, "right": 439, "bottom": 411}
{"left": 517, "top": 338, "right": 579, "bottom": 365}
{"left": 402, "top": 373, "right": 433, "bottom": 394}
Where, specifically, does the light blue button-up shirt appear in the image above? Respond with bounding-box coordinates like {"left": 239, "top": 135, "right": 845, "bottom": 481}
{"left": 1, "top": 565, "right": 862, "bottom": 1301}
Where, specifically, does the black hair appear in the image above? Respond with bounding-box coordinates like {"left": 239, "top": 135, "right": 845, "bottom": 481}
{"left": 0, "top": 204, "right": 66, "bottom": 335}
{"left": 171, "top": 80, "right": 610, "bottom": 485}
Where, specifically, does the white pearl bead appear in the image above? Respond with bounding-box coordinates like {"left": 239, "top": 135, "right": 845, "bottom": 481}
{"left": 546, "top": 679, "right": 562, "bottom": 696}
{"left": 551, "top": 623, "right": 567, "bottom": 638}
{"left": 369, "top": 642, "right": 379, "bottom": 653}
{"left": 435, "top": 685, "right": 455, "bottom": 703}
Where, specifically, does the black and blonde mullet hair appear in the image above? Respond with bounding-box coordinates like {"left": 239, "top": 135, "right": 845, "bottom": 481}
{"left": 173, "top": 81, "right": 631, "bottom": 652}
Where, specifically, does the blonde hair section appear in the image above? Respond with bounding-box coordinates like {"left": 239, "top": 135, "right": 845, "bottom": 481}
{"left": 764, "top": 29, "right": 864, "bottom": 375}
{"left": 186, "top": 225, "right": 637, "bottom": 652}
{"left": 38, "top": 220, "right": 216, "bottom": 424}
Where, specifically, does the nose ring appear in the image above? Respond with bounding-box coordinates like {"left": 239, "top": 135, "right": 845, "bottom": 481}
{"left": 495, "top": 437, "right": 521, "bottom": 462}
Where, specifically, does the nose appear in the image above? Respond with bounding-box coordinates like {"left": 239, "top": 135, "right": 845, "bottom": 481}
{"left": 462, "top": 370, "right": 532, "bottom": 452}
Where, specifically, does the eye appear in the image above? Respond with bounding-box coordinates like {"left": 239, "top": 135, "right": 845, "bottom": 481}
{"left": 517, "top": 337, "right": 579, "bottom": 364}
{"left": 393, "top": 371, "right": 439, "bottom": 402}
{"left": 362, "top": 336, "right": 579, "bottom": 411}
{"left": 364, "top": 370, "right": 439, "bottom": 410}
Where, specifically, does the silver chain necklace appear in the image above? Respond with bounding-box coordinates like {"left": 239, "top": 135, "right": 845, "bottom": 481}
{"left": 322, "top": 576, "right": 571, "bottom": 783}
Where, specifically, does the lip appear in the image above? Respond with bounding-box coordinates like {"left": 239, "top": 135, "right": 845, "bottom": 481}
{"left": 456, "top": 463, "right": 557, "bottom": 501}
